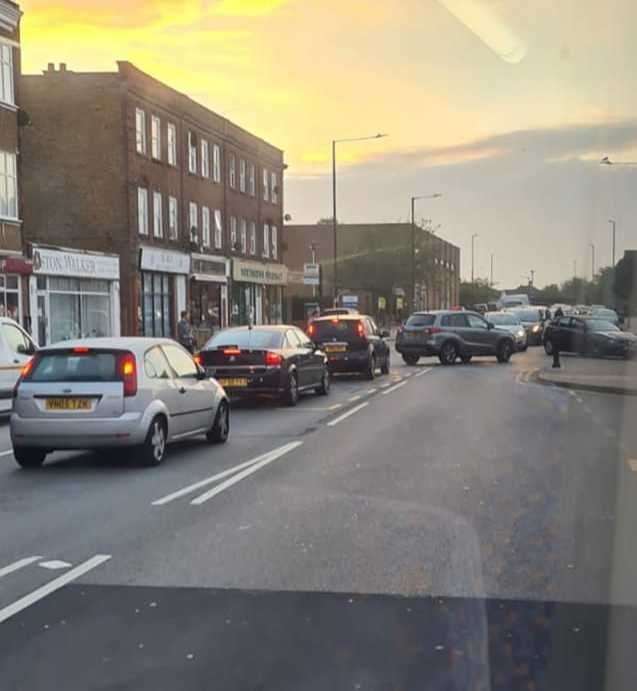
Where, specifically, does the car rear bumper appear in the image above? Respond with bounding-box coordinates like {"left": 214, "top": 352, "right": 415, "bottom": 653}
{"left": 325, "top": 350, "right": 369, "bottom": 373}
{"left": 396, "top": 342, "right": 438, "bottom": 356}
{"left": 10, "top": 412, "right": 146, "bottom": 449}
{"left": 210, "top": 369, "right": 287, "bottom": 398}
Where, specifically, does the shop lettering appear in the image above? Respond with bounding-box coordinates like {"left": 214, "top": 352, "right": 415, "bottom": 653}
{"left": 235, "top": 262, "right": 286, "bottom": 285}
{"left": 33, "top": 248, "right": 119, "bottom": 279}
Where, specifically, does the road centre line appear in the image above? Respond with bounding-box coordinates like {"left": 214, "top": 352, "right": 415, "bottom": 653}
{"left": 0, "top": 556, "right": 42, "bottom": 579}
{"left": 379, "top": 382, "right": 392, "bottom": 389}
{"left": 365, "top": 388, "right": 377, "bottom": 395}
{"left": 348, "top": 395, "right": 362, "bottom": 402}
{"left": 191, "top": 441, "right": 303, "bottom": 505}
{"left": 327, "top": 402, "right": 369, "bottom": 427}
{"left": 382, "top": 381, "right": 407, "bottom": 395}
{"left": 0, "top": 449, "right": 13, "bottom": 457}
{"left": 415, "top": 368, "right": 432, "bottom": 378}
{"left": 328, "top": 404, "right": 343, "bottom": 411}
{"left": 0, "top": 554, "right": 111, "bottom": 625}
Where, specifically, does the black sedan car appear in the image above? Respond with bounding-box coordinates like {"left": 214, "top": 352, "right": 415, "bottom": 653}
{"left": 198, "top": 325, "right": 330, "bottom": 406}
{"left": 307, "top": 315, "right": 390, "bottom": 379}
{"left": 543, "top": 316, "right": 637, "bottom": 358}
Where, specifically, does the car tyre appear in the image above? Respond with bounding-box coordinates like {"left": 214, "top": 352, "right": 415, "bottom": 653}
{"left": 439, "top": 341, "right": 458, "bottom": 366}
{"left": 285, "top": 371, "right": 299, "bottom": 407}
{"left": 315, "top": 368, "right": 330, "bottom": 396}
{"left": 497, "top": 340, "right": 513, "bottom": 363}
{"left": 140, "top": 416, "right": 167, "bottom": 467}
{"left": 544, "top": 339, "right": 554, "bottom": 355}
{"left": 460, "top": 355, "right": 472, "bottom": 364}
{"left": 381, "top": 353, "right": 390, "bottom": 375}
{"left": 402, "top": 354, "right": 419, "bottom": 366}
{"left": 206, "top": 400, "right": 229, "bottom": 444}
{"left": 366, "top": 355, "right": 377, "bottom": 380}
{"left": 13, "top": 447, "right": 46, "bottom": 469}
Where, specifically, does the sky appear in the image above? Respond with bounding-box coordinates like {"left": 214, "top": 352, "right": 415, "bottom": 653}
{"left": 18, "top": 0, "right": 637, "bottom": 288}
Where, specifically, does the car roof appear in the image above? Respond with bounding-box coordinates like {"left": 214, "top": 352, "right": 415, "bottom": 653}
{"left": 216, "top": 325, "right": 292, "bottom": 332}
{"left": 312, "top": 315, "right": 366, "bottom": 322}
{"left": 41, "top": 337, "right": 179, "bottom": 354}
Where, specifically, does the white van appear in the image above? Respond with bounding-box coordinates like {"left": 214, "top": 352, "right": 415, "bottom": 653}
{"left": 498, "top": 293, "right": 530, "bottom": 309}
{"left": 0, "top": 318, "right": 37, "bottom": 414}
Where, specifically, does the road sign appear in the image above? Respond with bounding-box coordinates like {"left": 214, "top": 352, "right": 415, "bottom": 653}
{"left": 303, "top": 263, "right": 320, "bottom": 286}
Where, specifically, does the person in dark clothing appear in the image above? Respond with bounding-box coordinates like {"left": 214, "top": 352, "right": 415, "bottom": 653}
{"left": 554, "top": 306, "right": 564, "bottom": 319}
{"left": 177, "top": 310, "right": 195, "bottom": 353}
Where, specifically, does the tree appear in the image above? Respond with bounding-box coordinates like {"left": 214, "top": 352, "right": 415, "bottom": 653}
{"left": 459, "top": 279, "right": 499, "bottom": 306}
{"left": 615, "top": 252, "right": 636, "bottom": 310}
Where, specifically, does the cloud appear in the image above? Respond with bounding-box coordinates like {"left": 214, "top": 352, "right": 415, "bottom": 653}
{"left": 212, "top": 0, "right": 296, "bottom": 16}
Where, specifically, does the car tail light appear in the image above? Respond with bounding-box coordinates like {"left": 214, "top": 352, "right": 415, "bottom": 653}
{"left": 307, "top": 323, "right": 315, "bottom": 337}
{"left": 73, "top": 346, "right": 90, "bottom": 354}
{"left": 425, "top": 327, "right": 442, "bottom": 335}
{"left": 223, "top": 348, "right": 241, "bottom": 356}
{"left": 265, "top": 351, "right": 282, "bottom": 367}
{"left": 193, "top": 353, "right": 202, "bottom": 366}
{"left": 357, "top": 322, "right": 365, "bottom": 337}
{"left": 13, "top": 356, "right": 37, "bottom": 398}
{"left": 117, "top": 352, "right": 137, "bottom": 397}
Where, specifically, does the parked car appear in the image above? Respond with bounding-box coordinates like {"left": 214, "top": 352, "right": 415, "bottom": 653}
{"left": 307, "top": 315, "right": 390, "bottom": 379}
{"left": 10, "top": 338, "right": 229, "bottom": 469}
{"left": 199, "top": 325, "right": 330, "bottom": 405}
{"left": 505, "top": 307, "right": 546, "bottom": 345}
{"left": 485, "top": 312, "right": 528, "bottom": 351}
{"left": 543, "top": 316, "right": 637, "bottom": 358}
{"left": 395, "top": 310, "right": 516, "bottom": 365}
{"left": 0, "top": 317, "right": 37, "bottom": 414}
{"left": 590, "top": 307, "right": 621, "bottom": 327}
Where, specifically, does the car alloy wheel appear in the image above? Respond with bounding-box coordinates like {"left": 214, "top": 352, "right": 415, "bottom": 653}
{"left": 544, "top": 339, "right": 554, "bottom": 355}
{"left": 497, "top": 341, "right": 513, "bottom": 363}
{"left": 207, "top": 400, "right": 229, "bottom": 443}
{"left": 440, "top": 342, "right": 458, "bottom": 365}
{"left": 366, "top": 355, "right": 377, "bottom": 380}
{"left": 286, "top": 372, "right": 299, "bottom": 407}
{"left": 151, "top": 419, "right": 166, "bottom": 462}
{"left": 317, "top": 369, "right": 330, "bottom": 395}
{"left": 402, "top": 354, "right": 419, "bottom": 366}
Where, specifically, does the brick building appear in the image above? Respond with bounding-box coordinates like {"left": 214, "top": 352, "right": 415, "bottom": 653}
{"left": 20, "top": 61, "right": 286, "bottom": 346}
{"left": 284, "top": 223, "right": 460, "bottom": 321}
{"left": 0, "top": 1, "right": 31, "bottom": 328}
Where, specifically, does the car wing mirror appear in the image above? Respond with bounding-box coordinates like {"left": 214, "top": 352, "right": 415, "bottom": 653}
{"left": 196, "top": 365, "right": 207, "bottom": 380}
{"left": 487, "top": 322, "right": 494, "bottom": 330}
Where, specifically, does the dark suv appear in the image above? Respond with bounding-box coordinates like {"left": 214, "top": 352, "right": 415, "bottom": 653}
{"left": 396, "top": 310, "right": 516, "bottom": 365}
{"left": 308, "top": 315, "right": 390, "bottom": 379}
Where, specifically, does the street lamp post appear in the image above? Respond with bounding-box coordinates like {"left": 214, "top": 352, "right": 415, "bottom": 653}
{"left": 490, "top": 253, "right": 494, "bottom": 287}
{"left": 471, "top": 233, "right": 478, "bottom": 283}
{"left": 609, "top": 218, "right": 616, "bottom": 267}
{"left": 331, "top": 133, "right": 387, "bottom": 303}
{"left": 411, "top": 193, "right": 442, "bottom": 311}
{"left": 590, "top": 243, "right": 596, "bottom": 279}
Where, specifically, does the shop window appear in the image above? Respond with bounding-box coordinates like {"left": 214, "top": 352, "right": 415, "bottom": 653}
{"left": 0, "top": 273, "right": 19, "bottom": 321}
{"left": 48, "top": 277, "right": 112, "bottom": 343}
{"left": 141, "top": 272, "right": 174, "bottom": 338}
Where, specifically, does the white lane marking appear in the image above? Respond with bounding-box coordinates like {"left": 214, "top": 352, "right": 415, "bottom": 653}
{"left": 415, "top": 368, "right": 432, "bottom": 378}
{"left": 379, "top": 382, "right": 392, "bottom": 389}
{"left": 348, "top": 395, "right": 362, "bottom": 402}
{"left": 327, "top": 402, "right": 369, "bottom": 427}
{"left": 365, "top": 388, "right": 377, "bottom": 395}
{"left": 0, "top": 556, "right": 42, "bottom": 579}
{"left": 328, "top": 404, "right": 343, "bottom": 411}
{"left": 191, "top": 441, "right": 303, "bottom": 505}
{"left": 627, "top": 459, "right": 637, "bottom": 472}
{"left": 38, "top": 560, "right": 72, "bottom": 570}
{"left": 152, "top": 453, "right": 279, "bottom": 506}
{"left": 0, "top": 554, "right": 111, "bottom": 625}
{"left": 382, "top": 381, "right": 407, "bottom": 395}
{"left": 403, "top": 372, "right": 413, "bottom": 378}
{"left": 0, "top": 449, "right": 14, "bottom": 457}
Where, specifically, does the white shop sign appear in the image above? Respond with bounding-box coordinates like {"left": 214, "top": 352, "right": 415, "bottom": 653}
{"left": 140, "top": 246, "right": 191, "bottom": 275}
{"left": 303, "top": 263, "right": 320, "bottom": 286}
{"left": 32, "top": 246, "right": 120, "bottom": 280}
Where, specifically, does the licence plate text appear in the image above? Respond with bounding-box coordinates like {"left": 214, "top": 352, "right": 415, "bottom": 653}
{"left": 325, "top": 345, "right": 347, "bottom": 353}
{"left": 218, "top": 378, "right": 248, "bottom": 388}
{"left": 45, "top": 398, "right": 92, "bottom": 411}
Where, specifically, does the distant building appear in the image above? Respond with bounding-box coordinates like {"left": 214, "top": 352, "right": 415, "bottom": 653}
{"left": 284, "top": 223, "right": 460, "bottom": 322}
{"left": 20, "top": 61, "right": 286, "bottom": 345}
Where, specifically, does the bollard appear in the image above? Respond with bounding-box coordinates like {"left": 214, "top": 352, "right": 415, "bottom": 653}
{"left": 552, "top": 347, "right": 561, "bottom": 369}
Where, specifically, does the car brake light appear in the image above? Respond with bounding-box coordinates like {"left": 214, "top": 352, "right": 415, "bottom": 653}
{"left": 331, "top": 318, "right": 339, "bottom": 324}
{"left": 425, "top": 327, "right": 442, "bottom": 335}
{"left": 308, "top": 324, "right": 315, "bottom": 337}
{"left": 73, "top": 346, "right": 90, "bottom": 353}
{"left": 118, "top": 352, "right": 137, "bottom": 397}
{"left": 223, "top": 348, "right": 241, "bottom": 356}
{"left": 13, "top": 357, "right": 36, "bottom": 398}
{"left": 357, "top": 322, "right": 365, "bottom": 337}
{"left": 265, "top": 351, "right": 282, "bottom": 367}
{"left": 193, "top": 353, "right": 202, "bottom": 366}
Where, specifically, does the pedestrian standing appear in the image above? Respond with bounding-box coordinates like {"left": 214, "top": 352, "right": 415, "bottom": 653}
{"left": 177, "top": 310, "right": 195, "bottom": 353}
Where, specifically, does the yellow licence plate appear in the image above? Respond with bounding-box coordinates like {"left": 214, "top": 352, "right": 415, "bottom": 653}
{"left": 218, "top": 378, "right": 248, "bottom": 388}
{"left": 325, "top": 346, "right": 346, "bottom": 353}
{"left": 45, "top": 398, "right": 92, "bottom": 411}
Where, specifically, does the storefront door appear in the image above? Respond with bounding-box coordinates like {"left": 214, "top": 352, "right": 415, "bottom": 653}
{"left": 141, "top": 272, "right": 174, "bottom": 338}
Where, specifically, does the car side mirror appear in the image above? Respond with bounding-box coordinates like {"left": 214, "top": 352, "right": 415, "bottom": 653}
{"left": 487, "top": 322, "right": 494, "bottom": 330}
{"left": 17, "top": 343, "right": 33, "bottom": 355}
{"left": 196, "top": 365, "right": 207, "bottom": 380}
{"left": 380, "top": 329, "right": 390, "bottom": 338}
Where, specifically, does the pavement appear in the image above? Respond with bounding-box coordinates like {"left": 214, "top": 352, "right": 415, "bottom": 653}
{"left": 1, "top": 347, "right": 636, "bottom": 690}
{"left": 536, "top": 352, "right": 637, "bottom": 395}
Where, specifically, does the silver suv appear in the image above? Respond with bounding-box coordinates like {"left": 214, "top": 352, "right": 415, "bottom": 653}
{"left": 396, "top": 310, "right": 516, "bottom": 366}
{"left": 10, "top": 338, "right": 229, "bottom": 469}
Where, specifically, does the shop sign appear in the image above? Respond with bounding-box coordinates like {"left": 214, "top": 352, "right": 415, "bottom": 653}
{"left": 191, "top": 254, "right": 228, "bottom": 283}
{"left": 342, "top": 294, "right": 358, "bottom": 307}
{"left": 303, "top": 263, "right": 320, "bottom": 286}
{"left": 378, "top": 296, "right": 387, "bottom": 310}
{"left": 140, "top": 246, "right": 190, "bottom": 275}
{"left": 0, "top": 257, "right": 32, "bottom": 275}
{"left": 233, "top": 259, "right": 288, "bottom": 286}
{"left": 32, "top": 246, "right": 119, "bottom": 280}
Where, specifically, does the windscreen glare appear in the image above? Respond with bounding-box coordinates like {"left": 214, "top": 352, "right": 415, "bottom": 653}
{"left": 27, "top": 352, "right": 119, "bottom": 382}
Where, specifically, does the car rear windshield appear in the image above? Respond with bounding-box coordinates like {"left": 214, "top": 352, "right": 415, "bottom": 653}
{"left": 405, "top": 314, "right": 436, "bottom": 327}
{"left": 27, "top": 351, "right": 119, "bottom": 382}
{"left": 206, "top": 329, "right": 283, "bottom": 349}
{"left": 312, "top": 320, "right": 361, "bottom": 340}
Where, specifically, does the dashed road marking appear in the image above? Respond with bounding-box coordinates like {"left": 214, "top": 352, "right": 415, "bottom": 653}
{"left": 327, "top": 402, "right": 369, "bottom": 427}
{"left": 328, "top": 404, "right": 343, "bottom": 411}
{"left": 0, "top": 554, "right": 111, "bottom": 625}
{"left": 415, "top": 368, "right": 433, "bottom": 378}
{"left": 38, "top": 560, "right": 72, "bottom": 570}
{"left": 191, "top": 441, "right": 303, "bottom": 505}
{"left": 348, "top": 395, "right": 362, "bottom": 402}
{"left": 382, "top": 381, "right": 408, "bottom": 396}
{"left": 379, "top": 382, "right": 392, "bottom": 389}
{"left": 365, "top": 388, "right": 377, "bottom": 395}
{"left": 0, "top": 556, "right": 42, "bottom": 579}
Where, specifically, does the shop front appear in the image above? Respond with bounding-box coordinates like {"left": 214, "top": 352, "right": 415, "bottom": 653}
{"left": 231, "top": 259, "right": 287, "bottom": 326}
{"left": 0, "top": 256, "right": 32, "bottom": 330}
{"left": 29, "top": 245, "right": 120, "bottom": 346}
{"left": 138, "top": 246, "right": 190, "bottom": 338}
{"left": 190, "top": 253, "right": 229, "bottom": 349}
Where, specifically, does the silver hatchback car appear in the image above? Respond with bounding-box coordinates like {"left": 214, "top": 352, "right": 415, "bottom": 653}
{"left": 10, "top": 338, "right": 229, "bottom": 469}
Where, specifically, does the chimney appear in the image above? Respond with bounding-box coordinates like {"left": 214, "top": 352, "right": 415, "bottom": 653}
{"left": 59, "top": 63, "right": 67, "bottom": 72}
{"left": 46, "top": 62, "right": 54, "bottom": 73}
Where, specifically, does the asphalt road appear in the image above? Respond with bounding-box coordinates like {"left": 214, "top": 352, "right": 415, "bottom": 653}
{"left": 1, "top": 347, "right": 636, "bottom": 690}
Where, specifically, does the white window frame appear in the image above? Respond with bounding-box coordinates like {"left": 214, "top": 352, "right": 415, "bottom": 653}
{"left": 137, "top": 187, "right": 149, "bottom": 235}
{"left": 249, "top": 163, "right": 256, "bottom": 196}
{"left": 202, "top": 207, "right": 211, "bottom": 248}
{"left": 262, "top": 168, "right": 269, "bottom": 201}
{"left": 189, "top": 202, "right": 198, "bottom": 242}
{"left": 214, "top": 210, "right": 223, "bottom": 249}
{"left": 239, "top": 159, "right": 246, "bottom": 193}
{"left": 0, "top": 43, "right": 15, "bottom": 106}
{"left": 135, "top": 108, "right": 146, "bottom": 155}
{"left": 271, "top": 172, "right": 278, "bottom": 204}
{"left": 168, "top": 196, "right": 178, "bottom": 240}
{"left": 262, "top": 223, "right": 270, "bottom": 258}
{"left": 213, "top": 144, "right": 221, "bottom": 183}
{"left": 230, "top": 216, "right": 238, "bottom": 251}
{"left": 167, "top": 123, "right": 177, "bottom": 166}
{"left": 229, "top": 154, "right": 236, "bottom": 188}
{"left": 240, "top": 218, "right": 247, "bottom": 254}
{"left": 0, "top": 151, "right": 18, "bottom": 220}
{"left": 188, "top": 131, "right": 198, "bottom": 174}
{"left": 151, "top": 115, "right": 161, "bottom": 160}
{"left": 153, "top": 191, "right": 163, "bottom": 238}
{"left": 249, "top": 221, "right": 256, "bottom": 256}
{"left": 201, "top": 139, "right": 210, "bottom": 178}
{"left": 271, "top": 225, "right": 278, "bottom": 260}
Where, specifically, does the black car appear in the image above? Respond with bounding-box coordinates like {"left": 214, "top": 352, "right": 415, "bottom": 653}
{"left": 199, "top": 325, "right": 330, "bottom": 406}
{"left": 543, "top": 316, "right": 637, "bottom": 358}
{"left": 307, "top": 315, "right": 390, "bottom": 379}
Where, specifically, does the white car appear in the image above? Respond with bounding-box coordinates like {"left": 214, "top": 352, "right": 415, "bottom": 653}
{"left": 10, "top": 338, "right": 229, "bottom": 469}
{"left": 0, "top": 317, "right": 38, "bottom": 414}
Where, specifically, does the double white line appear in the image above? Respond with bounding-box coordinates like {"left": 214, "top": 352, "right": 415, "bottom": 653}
{"left": 152, "top": 441, "right": 303, "bottom": 507}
